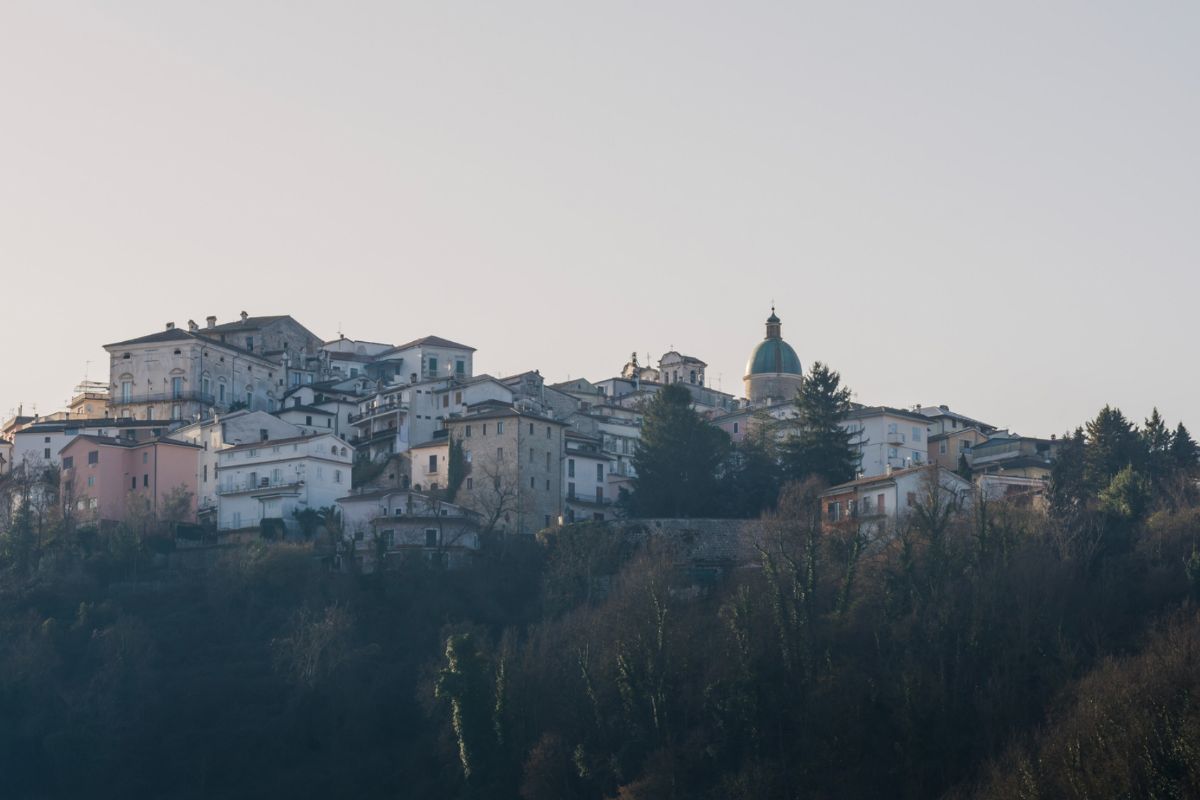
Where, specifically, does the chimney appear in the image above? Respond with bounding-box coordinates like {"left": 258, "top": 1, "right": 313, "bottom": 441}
{"left": 206, "top": 315, "right": 217, "bottom": 329}
{"left": 240, "top": 310, "right": 249, "bottom": 322}
{"left": 187, "top": 319, "right": 198, "bottom": 332}
{"left": 166, "top": 322, "right": 175, "bottom": 330}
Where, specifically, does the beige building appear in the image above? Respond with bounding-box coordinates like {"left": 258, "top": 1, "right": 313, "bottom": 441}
{"left": 105, "top": 324, "right": 286, "bottom": 423}
{"left": 444, "top": 403, "right": 565, "bottom": 535}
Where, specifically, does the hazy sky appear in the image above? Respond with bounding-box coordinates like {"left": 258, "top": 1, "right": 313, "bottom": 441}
{"left": 2, "top": 2, "right": 1197, "bottom": 436}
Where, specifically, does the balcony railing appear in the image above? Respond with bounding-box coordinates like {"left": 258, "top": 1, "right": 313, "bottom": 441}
{"left": 216, "top": 479, "right": 305, "bottom": 496}
{"left": 113, "top": 391, "right": 216, "bottom": 406}
{"left": 348, "top": 403, "right": 406, "bottom": 424}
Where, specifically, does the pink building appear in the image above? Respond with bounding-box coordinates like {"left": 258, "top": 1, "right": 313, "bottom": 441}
{"left": 60, "top": 435, "right": 200, "bottom": 525}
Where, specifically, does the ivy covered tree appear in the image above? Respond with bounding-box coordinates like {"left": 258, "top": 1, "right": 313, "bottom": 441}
{"left": 626, "top": 383, "right": 730, "bottom": 517}
{"left": 780, "top": 361, "right": 858, "bottom": 486}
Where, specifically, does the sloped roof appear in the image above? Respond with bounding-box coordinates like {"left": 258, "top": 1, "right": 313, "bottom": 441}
{"left": 202, "top": 315, "right": 290, "bottom": 333}
{"left": 384, "top": 335, "right": 475, "bottom": 355}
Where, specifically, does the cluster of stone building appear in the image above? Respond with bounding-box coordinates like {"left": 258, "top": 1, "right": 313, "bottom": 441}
{"left": 0, "top": 308, "right": 1060, "bottom": 567}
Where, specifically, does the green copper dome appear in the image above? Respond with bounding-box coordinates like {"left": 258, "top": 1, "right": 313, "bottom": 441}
{"left": 745, "top": 307, "right": 802, "bottom": 377}
{"left": 746, "top": 338, "right": 802, "bottom": 376}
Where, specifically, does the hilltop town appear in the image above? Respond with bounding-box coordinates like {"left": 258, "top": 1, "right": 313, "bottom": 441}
{"left": 0, "top": 307, "right": 1063, "bottom": 565}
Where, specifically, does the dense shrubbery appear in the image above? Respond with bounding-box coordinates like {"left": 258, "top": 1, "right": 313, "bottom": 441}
{"left": 0, "top": 402, "right": 1198, "bottom": 798}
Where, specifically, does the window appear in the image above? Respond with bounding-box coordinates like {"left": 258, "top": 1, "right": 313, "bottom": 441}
{"left": 44, "top": 436, "right": 51, "bottom": 444}
{"left": 87, "top": 476, "right": 95, "bottom": 488}
{"left": 455, "top": 391, "right": 462, "bottom": 404}
{"left": 131, "top": 477, "right": 137, "bottom": 490}
{"left": 482, "top": 424, "right": 487, "bottom": 435}
{"left": 733, "top": 422, "right": 739, "bottom": 434}
{"left": 455, "top": 359, "right": 465, "bottom": 376}
{"left": 877, "top": 494, "right": 885, "bottom": 514}
{"left": 428, "top": 357, "right": 438, "bottom": 375}
{"left": 380, "top": 530, "right": 395, "bottom": 547}
{"left": 466, "top": 477, "right": 473, "bottom": 489}
{"left": 939, "top": 441, "right": 948, "bottom": 455}
{"left": 218, "top": 383, "right": 226, "bottom": 404}
{"left": 425, "top": 529, "right": 439, "bottom": 547}
{"left": 596, "top": 486, "right": 603, "bottom": 502}
{"left": 596, "top": 464, "right": 604, "bottom": 482}
{"left": 203, "top": 464, "right": 208, "bottom": 482}
{"left": 959, "top": 440, "right": 970, "bottom": 453}
{"left": 497, "top": 421, "right": 504, "bottom": 434}
{"left": 172, "top": 376, "right": 183, "bottom": 399}
{"left": 172, "top": 405, "right": 182, "bottom": 420}
{"left": 530, "top": 448, "right": 535, "bottom": 462}
{"left": 465, "top": 425, "right": 472, "bottom": 438}
{"left": 545, "top": 452, "right": 551, "bottom": 470}
{"left": 44, "top": 448, "right": 50, "bottom": 459}
{"left": 546, "top": 479, "right": 551, "bottom": 490}
{"left": 888, "top": 447, "right": 898, "bottom": 458}
{"left": 143, "top": 474, "right": 149, "bottom": 487}
{"left": 530, "top": 476, "right": 536, "bottom": 489}
{"left": 913, "top": 427, "right": 922, "bottom": 442}
{"left": 568, "top": 459, "right": 575, "bottom": 477}
{"left": 568, "top": 481, "right": 576, "bottom": 498}
{"left": 306, "top": 416, "right": 312, "bottom": 426}
{"left": 245, "top": 336, "right": 254, "bottom": 351}
{"left": 120, "top": 380, "right": 132, "bottom": 403}
{"left": 143, "top": 452, "right": 149, "bottom": 464}
{"left": 546, "top": 426, "right": 551, "bottom": 439}
{"left": 442, "top": 395, "right": 449, "bottom": 408}
{"left": 428, "top": 454, "right": 438, "bottom": 473}
{"left": 529, "top": 422, "right": 534, "bottom": 435}
{"left": 430, "top": 481, "right": 438, "bottom": 491}
{"left": 334, "top": 470, "right": 343, "bottom": 483}
{"left": 497, "top": 448, "right": 503, "bottom": 460}
{"left": 88, "top": 450, "right": 98, "bottom": 464}
{"left": 887, "top": 423, "right": 898, "bottom": 434}
{"left": 544, "top": 515, "right": 551, "bottom": 528}
{"left": 827, "top": 502, "right": 840, "bottom": 521}
{"left": 62, "top": 456, "right": 74, "bottom": 470}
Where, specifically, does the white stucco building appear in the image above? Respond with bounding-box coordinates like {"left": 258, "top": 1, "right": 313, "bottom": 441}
{"left": 215, "top": 433, "right": 353, "bottom": 534}
{"left": 167, "top": 410, "right": 304, "bottom": 526}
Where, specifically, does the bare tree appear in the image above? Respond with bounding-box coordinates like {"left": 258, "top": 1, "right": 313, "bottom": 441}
{"left": 457, "top": 454, "right": 532, "bottom": 535}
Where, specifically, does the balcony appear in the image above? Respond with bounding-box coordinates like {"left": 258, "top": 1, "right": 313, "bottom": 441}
{"left": 885, "top": 432, "right": 906, "bottom": 445}
{"left": 217, "top": 479, "right": 305, "bottom": 496}
{"left": 348, "top": 402, "right": 406, "bottom": 424}
{"left": 113, "top": 391, "right": 216, "bottom": 406}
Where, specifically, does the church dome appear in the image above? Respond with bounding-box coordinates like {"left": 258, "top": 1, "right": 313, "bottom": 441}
{"left": 746, "top": 338, "right": 802, "bottom": 376}
{"left": 744, "top": 307, "right": 803, "bottom": 405}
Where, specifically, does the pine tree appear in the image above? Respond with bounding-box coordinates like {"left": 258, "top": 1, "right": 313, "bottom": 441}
{"left": 628, "top": 383, "right": 731, "bottom": 517}
{"left": 1084, "top": 405, "right": 1144, "bottom": 491}
{"left": 1170, "top": 422, "right": 1199, "bottom": 477}
{"left": 1048, "top": 427, "right": 1087, "bottom": 521}
{"left": 780, "top": 362, "right": 857, "bottom": 486}
{"left": 722, "top": 435, "right": 781, "bottom": 518}
{"left": 1141, "top": 408, "right": 1174, "bottom": 499}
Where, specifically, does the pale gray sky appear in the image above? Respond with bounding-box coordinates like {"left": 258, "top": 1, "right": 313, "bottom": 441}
{"left": 2, "top": 2, "right": 1196, "bottom": 436}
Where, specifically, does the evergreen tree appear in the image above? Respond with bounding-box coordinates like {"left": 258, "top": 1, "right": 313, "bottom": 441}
{"left": 780, "top": 362, "right": 857, "bottom": 486}
{"left": 1170, "top": 422, "right": 1199, "bottom": 476}
{"left": 1141, "top": 408, "right": 1174, "bottom": 499}
{"left": 1048, "top": 427, "right": 1088, "bottom": 521}
{"left": 628, "top": 383, "right": 731, "bottom": 517}
{"left": 1084, "top": 405, "right": 1144, "bottom": 491}
{"left": 722, "top": 435, "right": 781, "bottom": 518}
